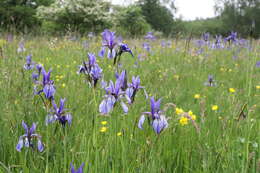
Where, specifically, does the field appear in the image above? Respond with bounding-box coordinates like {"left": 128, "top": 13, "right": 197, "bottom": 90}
{"left": 0, "top": 34, "right": 259, "bottom": 173}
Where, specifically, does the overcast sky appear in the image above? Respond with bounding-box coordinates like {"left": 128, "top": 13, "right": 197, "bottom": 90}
{"left": 110, "top": 0, "right": 216, "bottom": 20}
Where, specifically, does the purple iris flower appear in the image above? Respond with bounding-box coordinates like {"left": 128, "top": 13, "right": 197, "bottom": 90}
{"left": 34, "top": 66, "right": 56, "bottom": 99}
{"left": 203, "top": 32, "right": 210, "bottom": 42}
{"left": 238, "top": 39, "right": 249, "bottom": 48}
{"left": 115, "top": 70, "right": 128, "bottom": 91}
{"left": 90, "top": 64, "right": 103, "bottom": 87}
{"left": 42, "top": 68, "right": 56, "bottom": 99}
{"left": 204, "top": 75, "right": 216, "bottom": 87}
{"left": 77, "top": 53, "right": 97, "bottom": 74}
{"left": 143, "top": 42, "right": 151, "bottom": 52}
{"left": 138, "top": 97, "right": 168, "bottom": 134}
{"left": 255, "top": 61, "right": 260, "bottom": 68}
{"left": 88, "top": 53, "right": 96, "bottom": 68}
{"left": 99, "top": 71, "right": 129, "bottom": 114}
{"left": 24, "top": 54, "right": 35, "bottom": 70}
{"left": 71, "top": 162, "right": 84, "bottom": 173}
{"left": 31, "top": 64, "right": 43, "bottom": 82}
{"left": 196, "top": 40, "right": 205, "bottom": 48}
{"left": 212, "top": 35, "right": 224, "bottom": 49}
{"left": 102, "top": 29, "right": 118, "bottom": 59}
{"left": 32, "top": 72, "right": 39, "bottom": 81}
{"left": 144, "top": 32, "right": 156, "bottom": 40}
{"left": 98, "top": 47, "right": 106, "bottom": 58}
{"left": 161, "top": 40, "right": 166, "bottom": 48}
{"left": 16, "top": 121, "right": 44, "bottom": 152}
{"left": 45, "top": 98, "right": 72, "bottom": 127}
{"left": 118, "top": 44, "right": 133, "bottom": 56}
{"left": 125, "top": 76, "right": 143, "bottom": 104}
{"left": 225, "top": 31, "right": 238, "bottom": 43}
{"left": 152, "top": 115, "right": 168, "bottom": 134}
{"left": 77, "top": 53, "right": 102, "bottom": 87}
{"left": 36, "top": 64, "right": 43, "bottom": 73}
{"left": 113, "top": 43, "right": 134, "bottom": 65}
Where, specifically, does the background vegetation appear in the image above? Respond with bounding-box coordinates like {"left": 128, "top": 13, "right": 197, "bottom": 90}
{"left": 0, "top": 0, "right": 259, "bottom": 38}
{"left": 0, "top": 31, "right": 260, "bottom": 173}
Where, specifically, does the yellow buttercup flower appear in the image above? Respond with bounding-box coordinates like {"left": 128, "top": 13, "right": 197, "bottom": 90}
{"left": 220, "top": 67, "right": 226, "bottom": 72}
{"left": 194, "top": 94, "right": 200, "bottom": 99}
{"left": 179, "top": 117, "right": 188, "bottom": 126}
{"left": 188, "top": 110, "right": 196, "bottom": 120}
{"left": 212, "top": 105, "right": 218, "bottom": 111}
{"left": 175, "top": 108, "right": 184, "bottom": 115}
{"left": 100, "top": 127, "right": 107, "bottom": 133}
{"left": 256, "top": 85, "right": 260, "bottom": 89}
{"left": 191, "top": 115, "right": 196, "bottom": 120}
{"left": 117, "top": 132, "right": 122, "bottom": 136}
{"left": 101, "top": 121, "right": 107, "bottom": 125}
{"left": 173, "top": 74, "right": 180, "bottom": 80}
{"left": 62, "top": 83, "right": 66, "bottom": 88}
{"left": 229, "top": 88, "right": 236, "bottom": 93}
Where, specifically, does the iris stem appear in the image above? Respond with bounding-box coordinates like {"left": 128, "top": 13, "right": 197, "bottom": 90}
{"left": 45, "top": 123, "right": 49, "bottom": 173}
{"left": 92, "top": 86, "right": 98, "bottom": 172}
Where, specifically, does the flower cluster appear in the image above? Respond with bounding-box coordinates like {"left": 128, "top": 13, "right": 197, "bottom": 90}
{"left": 16, "top": 121, "right": 44, "bottom": 152}
{"left": 99, "top": 70, "right": 147, "bottom": 115}
{"left": 99, "top": 70, "right": 129, "bottom": 114}
{"left": 99, "top": 29, "right": 134, "bottom": 65}
{"left": 138, "top": 97, "right": 169, "bottom": 134}
{"left": 78, "top": 53, "right": 102, "bottom": 87}
{"left": 45, "top": 98, "right": 72, "bottom": 127}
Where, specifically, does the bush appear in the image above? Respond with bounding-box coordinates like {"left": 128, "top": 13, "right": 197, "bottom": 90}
{"left": 37, "top": 0, "right": 112, "bottom": 34}
{"left": 114, "top": 5, "right": 151, "bottom": 37}
{"left": 0, "top": 0, "right": 53, "bottom": 33}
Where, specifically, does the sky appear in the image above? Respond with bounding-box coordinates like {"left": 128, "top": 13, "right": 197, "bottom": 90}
{"left": 110, "top": 0, "right": 216, "bottom": 21}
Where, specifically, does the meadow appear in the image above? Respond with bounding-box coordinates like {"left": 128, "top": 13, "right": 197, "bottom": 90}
{"left": 0, "top": 32, "right": 259, "bottom": 173}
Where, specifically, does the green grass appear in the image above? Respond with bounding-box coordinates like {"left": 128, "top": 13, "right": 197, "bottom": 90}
{"left": 0, "top": 37, "right": 259, "bottom": 173}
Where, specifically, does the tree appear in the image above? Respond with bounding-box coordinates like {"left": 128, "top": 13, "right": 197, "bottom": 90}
{"left": 114, "top": 5, "right": 151, "bottom": 37}
{"left": 215, "top": 0, "right": 260, "bottom": 38}
{"left": 0, "top": 0, "right": 53, "bottom": 32}
{"left": 137, "top": 0, "right": 176, "bottom": 35}
{"left": 37, "top": 0, "right": 112, "bottom": 34}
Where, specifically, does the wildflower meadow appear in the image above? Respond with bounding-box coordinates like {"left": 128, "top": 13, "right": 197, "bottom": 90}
{"left": 0, "top": 31, "right": 260, "bottom": 173}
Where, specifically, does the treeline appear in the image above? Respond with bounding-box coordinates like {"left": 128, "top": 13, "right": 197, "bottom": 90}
{"left": 0, "top": 0, "right": 259, "bottom": 38}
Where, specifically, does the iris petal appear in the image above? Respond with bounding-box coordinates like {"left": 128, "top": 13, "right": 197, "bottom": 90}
{"left": 37, "top": 140, "right": 44, "bottom": 152}
{"left": 138, "top": 115, "right": 145, "bottom": 129}
{"left": 16, "top": 138, "right": 24, "bottom": 152}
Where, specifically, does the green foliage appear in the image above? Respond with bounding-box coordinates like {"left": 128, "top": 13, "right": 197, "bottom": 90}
{"left": 138, "top": 0, "right": 175, "bottom": 36}
{"left": 0, "top": 0, "right": 53, "bottom": 32}
{"left": 114, "top": 5, "right": 151, "bottom": 37}
{"left": 181, "top": 18, "right": 226, "bottom": 36}
{"left": 215, "top": 0, "right": 260, "bottom": 38}
{"left": 0, "top": 36, "right": 259, "bottom": 172}
{"left": 37, "top": 0, "right": 112, "bottom": 34}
